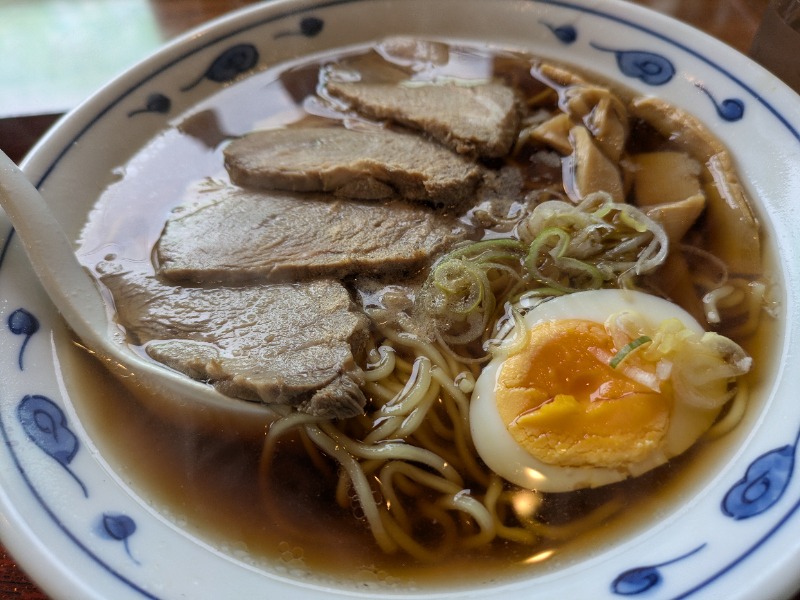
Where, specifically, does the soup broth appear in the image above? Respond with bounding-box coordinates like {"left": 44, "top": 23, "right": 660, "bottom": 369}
{"left": 66, "top": 335, "right": 772, "bottom": 588}
{"left": 70, "top": 39, "right": 775, "bottom": 589}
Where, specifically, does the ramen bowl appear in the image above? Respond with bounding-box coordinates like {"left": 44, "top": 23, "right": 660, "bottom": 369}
{"left": 3, "top": 0, "right": 800, "bottom": 598}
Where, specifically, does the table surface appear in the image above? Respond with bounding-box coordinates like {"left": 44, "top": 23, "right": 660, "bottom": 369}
{"left": 0, "top": 0, "right": 784, "bottom": 597}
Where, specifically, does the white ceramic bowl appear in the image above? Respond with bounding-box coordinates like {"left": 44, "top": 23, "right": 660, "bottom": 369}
{"left": 4, "top": 0, "right": 800, "bottom": 598}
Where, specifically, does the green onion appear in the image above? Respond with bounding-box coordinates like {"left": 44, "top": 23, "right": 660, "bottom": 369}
{"left": 610, "top": 335, "right": 652, "bottom": 368}
{"left": 619, "top": 209, "right": 649, "bottom": 233}
{"left": 525, "top": 227, "right": 608, "bottom": 292}
{"left": 524, "top": 228, "right": 572, "bottom": 291}
{"left": 592, "top": 202, "right": 615, "bottom": 219}
{"left": 431, "top": 260, "right": 484, "bottom": 314}
{"left": 443, "top": 238, "right": 525, "bottom": 262}
{"left": 556, "top": 256, "right": 605, "bottom": 288}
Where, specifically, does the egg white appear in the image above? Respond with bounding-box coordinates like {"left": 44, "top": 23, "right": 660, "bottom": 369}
{"left": 470, "top": 289, "right": 722, "bottom": 493}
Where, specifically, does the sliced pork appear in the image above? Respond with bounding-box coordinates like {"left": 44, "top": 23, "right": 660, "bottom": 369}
{"left": 223, "top": 126, "right": 482, "bottom": 204}
{"left": 156, "top": 187, "right": 469, "bottom": 284}
{"left": 98, "top": 264, "right": 370, "bottom": 419}
{"left": 325, "top": 81, "right": 521, "bottom": 158}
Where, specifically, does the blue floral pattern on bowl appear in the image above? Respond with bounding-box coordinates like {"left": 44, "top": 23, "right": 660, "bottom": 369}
{"left": 0, "top": 1, "right": 798, "bottom": 598}
{"left": 542, "top": 14, "right": 745, "bottom": 121}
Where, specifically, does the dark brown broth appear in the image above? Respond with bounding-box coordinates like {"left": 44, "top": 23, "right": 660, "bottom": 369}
{"left": 66, "top": 339, "right": 725, "bottom": 587}
{"left": 70, "top": 40, "right": 772, "bottom": 588}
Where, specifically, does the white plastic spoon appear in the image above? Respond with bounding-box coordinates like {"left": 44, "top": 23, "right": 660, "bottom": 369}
{"left": 0, "top": 150, "right": 272, "bottom": 435}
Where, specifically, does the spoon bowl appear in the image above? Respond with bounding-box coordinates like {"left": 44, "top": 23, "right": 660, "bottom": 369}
{"left": 0, "top": 150, "right": 273, "bottom": 436}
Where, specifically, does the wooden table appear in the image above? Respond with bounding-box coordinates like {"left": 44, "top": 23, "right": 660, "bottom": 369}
{"left": 0, "top": 0, "right": 780, "bottom": 597}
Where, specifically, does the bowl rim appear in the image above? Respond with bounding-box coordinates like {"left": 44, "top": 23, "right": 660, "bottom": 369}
{"left": 4, "top": 0, "right": 800, "bottom": 599}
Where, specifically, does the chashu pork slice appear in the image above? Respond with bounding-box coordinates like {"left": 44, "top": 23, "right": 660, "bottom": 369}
{"left": 98, "top": 263, "right": 370, "bottom": 419}
{"left": 326, "top": 80, "right": 521, "bottom": 158}
{"left": 223, "top": 126, "right": 482, "bottom": 204}
{"left": 156, "top": 187, "right": 469, "bottom": 285}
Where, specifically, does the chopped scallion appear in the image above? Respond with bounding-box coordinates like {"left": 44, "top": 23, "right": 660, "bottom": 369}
{"left": 610, "top": 335, "right": 652, "bottom": 368}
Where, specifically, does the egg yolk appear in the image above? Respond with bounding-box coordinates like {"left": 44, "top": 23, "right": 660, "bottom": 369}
{"left": 495, "top": 319, "right": 671, "bottom": 469}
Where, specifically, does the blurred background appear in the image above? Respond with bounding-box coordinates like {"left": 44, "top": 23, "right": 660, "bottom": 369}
{"left": 0, "top": 0, "right": 771, "bottom": 164}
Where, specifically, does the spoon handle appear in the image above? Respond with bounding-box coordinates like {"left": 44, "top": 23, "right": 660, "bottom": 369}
{"left": 0, "top": 151, "right": 275, "bottom": 430}
{"left": 0, "top": 150, "right": 110, "bottom": 348}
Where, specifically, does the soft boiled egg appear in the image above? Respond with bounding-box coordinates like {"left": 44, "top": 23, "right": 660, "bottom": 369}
{"left": 470, "top": 288, "right": 751, "bottom": 493}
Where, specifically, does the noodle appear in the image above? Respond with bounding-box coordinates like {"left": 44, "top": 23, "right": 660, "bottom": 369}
{"left": 249, "top": 46, "right": 770, "bottom": 566}
{"left": 485, "top": 476, "right": 540, "bottom": 544}
{"left": 703, "top": 284, "right": 735, "bottom": 324}
{"left": 303, "top": 424, "right": 398, "bottom": 553}
{"left": 363, "top": 345, "right": 396, "bottom": 381}
{"left": 517, "top": 495, "right": 625, "bottom": 541}
{"left": 260, "top": 310, "right": 631, "bottom": 560}
{"left": 703, "top": 382, "right": 749, "bottom": 441}
{"left": 319, "top": 421, "right": 460, "bottom": 483}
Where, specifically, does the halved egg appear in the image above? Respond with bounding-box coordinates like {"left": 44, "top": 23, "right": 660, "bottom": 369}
{"left": 470, "top": 288, "right": 751, "bottom": 493}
